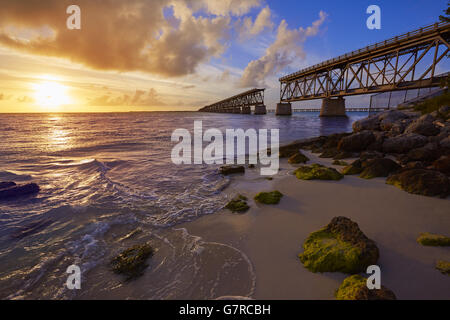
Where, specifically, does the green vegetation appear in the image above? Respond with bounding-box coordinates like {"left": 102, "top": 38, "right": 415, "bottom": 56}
{"left": 298, "top": 228, "right": 363, "bottom": 274}
{"left": 413, "top": 91, "right": 450, "bottom": 119}
{"left": 436, "top": 260, "right": 450, "bottom": 275}
{"left": 225, "top": 195, "right": 250, "bottom": 213}
{"left": 111, "top": 243, "right": 154, "bottom": 280}
{"left": 294, "top": 164, "right": 343, "bottom": 181}
{"left": 417, "top": 233, "right": 450, "bottom": 246}
{"left": 254, "top": 190, "right": 283, "bottom": 205}
{"left": 439, "top": 2, "right": 450, "bottom": 22}
{"left": 335, "top": 275, "right": 367, "bottom": 300}
{"left": 288, "top": 152, "right": 309, "bottom": 164}
{"left": 335, "top": 275, "right": 396, "bottom": 300}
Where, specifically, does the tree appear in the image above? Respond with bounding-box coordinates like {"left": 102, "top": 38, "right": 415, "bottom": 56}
{"left": 439, "top": 2, "right": 450, "bottom": 22}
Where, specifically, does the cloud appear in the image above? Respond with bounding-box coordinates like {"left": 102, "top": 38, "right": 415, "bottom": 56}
{"left": 0, "top": 0, "right": 256, "bottom": 77}
{"left": 237, "top": 6, "right": 274, "bottom": 39}
{"left": 239, "top": 11, "right": 327, "bottom": 87}
{"left": 89, "top": 88, "right": 166, "bottom": 107}
{"left": 17, "top": 95, "right": 34, "bottom": 103}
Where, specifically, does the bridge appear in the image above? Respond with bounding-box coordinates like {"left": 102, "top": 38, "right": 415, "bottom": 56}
{"left": 199, "top": 88, "right": 267, "bottom": 114}
{"left": 277, "top": 22, "right": 450, "bottom": 116}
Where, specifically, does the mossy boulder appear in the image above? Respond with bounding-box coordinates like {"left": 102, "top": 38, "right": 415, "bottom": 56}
{"left": 254, "top": 191, "right": 283, "bottom": 205}
{"left": 225, "top": 195, "right": 250, "bottom": 213}
{"left": 219, "top": 165, "right": 245, "bottom": 175}
{"left": 111, "top": 243, "right": 154, "bottom": 280}
{"left": 288, "top": 152, "right": 309, "bottom": 164}
{"left": 342, "top": 160, "right": 364, "bottom": 175}
{"left": 294, "top": 164, "right": 343, "bottom": 181}
{"left": 386, "top": 169, "right": 450, "bottom": 198}
{"left": 436, "top": 260, "right": 450, "bottom": 275}
{"left": 337, "top": 131, "right": 376, "bottom": 152}
{"left": 319, "top": 148, "right": 339, "bottom": 159}
{"left": 332, "top": 160, "right": 348, "bottom": 166}
{"left": 417, "top": 233, "right": 450, "bottom": 246}
{"left": 279, "top": 144, "right": 300, "bottom": 158}
{"left": 432, "top": 156, "right": 450, "bottom": 175}
{"left": 299, "top": 217, "right": 379, "bottom": 274}
{"left": 359, "top": 158, "right": 401, "bottom": 179}
{"left": 335, "top": 275, "right": 397, "bottom": 300}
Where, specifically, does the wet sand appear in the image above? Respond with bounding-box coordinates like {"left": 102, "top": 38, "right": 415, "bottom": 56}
{"left": 182, "top": 150, "right": 450, "bottom": 300}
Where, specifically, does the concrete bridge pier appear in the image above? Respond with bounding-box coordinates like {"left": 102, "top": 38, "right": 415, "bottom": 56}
{"left": 276, "top": 103, "right": 292, "bottom": 116}
{"left": 232, "top": 107, "right": 241, "bottom": 114}
{"left": 320, "top": 97, "right": 347, "bottom": 117}
{"left": 254, "top": 104, "right": 267, "bottom": 115}
{"left": 241, "top": 106, "right": 251, "bottom": 114}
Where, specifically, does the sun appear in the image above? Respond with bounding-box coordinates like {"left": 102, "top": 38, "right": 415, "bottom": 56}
{"left": 33, "top": 80, "right": 71, "bottom": 110}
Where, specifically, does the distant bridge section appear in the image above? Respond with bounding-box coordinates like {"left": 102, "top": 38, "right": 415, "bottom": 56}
{"left": 199, "top": 88, "right": 267, "bottom": 114}
{"left": 279, "top": 22, "right": 450, "bottom": 116}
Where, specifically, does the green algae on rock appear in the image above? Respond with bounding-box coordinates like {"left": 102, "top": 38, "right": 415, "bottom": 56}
{"left": 225, "top": 195, "right": 250, "bottom": 213}
{"left": 288, "top": 152, "right": 309, "bottom": 164}
{"left": 386, "top": 169, "right": 450, "bottom": 198}
{"left": 417, "top": 233, "right": 450, "bottom": 246}
{"left": 294, "top": 164, "right": 343, "bottom": 181}
{"left": 332, "top": 160, "right": 348, "bottom": 166}
{"left": 436, "top": 260, "right": 450, "bottom": 275}
{"left": 359, "top": 158, "right": 400, "bottom": 179}
{"left": 254, "top": 191, "right": 283, "bottom": 205}
{"left": 111, "top": 243, "right": 154, "bottom": 280}
{"left": 335, "top": 275, "right": 396, "bottom": 300}
{"left": 342, "top": 159, "right": 364, "bottom": 175}
{"left": 299, "top": 217, "right": 379, "bottom": 274}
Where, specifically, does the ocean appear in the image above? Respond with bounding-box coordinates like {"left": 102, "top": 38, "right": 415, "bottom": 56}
{"left": 0, "top": 111, "right": 367, "bottom": 299}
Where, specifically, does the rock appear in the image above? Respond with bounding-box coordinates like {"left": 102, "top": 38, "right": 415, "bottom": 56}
{"left": 294, "top": 164, "right": 343, "bottom": 181}
{"left": 386, "top": 169, "right": 450, "bottom": 198}
{"left": 382, "top": 133, "right": 428, "bottom": 154}
{"left": 322, "top": 133, "right": 352, "bottom": 149}
{"left": 405, "top": 161, "right": 425, "bottom": 170}
{"left": 319, "top": 148, "right": 339, "bottom": 159}
{"left": 436, "top": 260, "right": 450, "bottom": 275}
{"left": 335, "top": 275, "right": 397, "bottom": 300}
{"left": 0, "top": 181, "right": 16, "bottom": 190}
{"left": 298, "top": 217, "right": 379, "bottom": 274}
{"left": 342, "top": 160, "right": 364, "bottom": 175}
{"left": 279, "top": 144, "right": 300, "bottom": 158}
{"left": 417, "top": 233, "right": 450, "bottom": 246}
{"left": 332, "top": 160, "right": 348, "bottom": 166}
{"left": 367, "top": 131, "right": 385, "bottom": 151}
{"left": 360, "top": 151, "right": 384, "bottom": 161}
{"left": 379, "top": 110, "right": 409, "bottom": 132}
{"left": 338, "top": 131, "right": 376, "bottom": 152}
{"left": 0, "top": 183, "right": 40, "bottom": 200}
{"left": 352, "top": 116, "right": 380, "bottom": 132}
{"left": 440, "top": 136, "right": 450, "bottom": 151}
{"left": 432, "top": 156, "right": 450, "bottom": 175}
{"left": 359, "top": 158, "right": 401, "bottom": 179}
{"left": 333, "top": 151, "right": 355, "bottom": 160}
{"left": 219, "top": 165, "right": 245, "bottom": 175}
{"left": 439, "top": 106, "right": 450, "bottom": 114}
{"left": 405, "top": 114, "right": 440, "bottom": 136}
{"left": 225, "top": 195, "right": 250, "bottom": 213}
{"left": 406, "top": 143, "right": 440, "bottom": 162}
{"left": 288, "top": 152, "right": 309, "bottom": 164}
{"left": 111, "top": 244, "right": 154, "bottom": 280}
{"left": 254, "top": 191, "right": 283, "bottom": 205}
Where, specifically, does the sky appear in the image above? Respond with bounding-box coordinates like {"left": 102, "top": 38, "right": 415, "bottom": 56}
{"left": 0, "top": 0, "right": 448, "bottom": 113}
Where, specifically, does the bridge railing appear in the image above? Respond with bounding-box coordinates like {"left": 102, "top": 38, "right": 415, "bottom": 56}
{"left": 280, "top": 21, "right": 450, "bottom": 82}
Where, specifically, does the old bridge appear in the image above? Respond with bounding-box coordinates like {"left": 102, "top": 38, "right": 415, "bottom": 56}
{"left": 199, "top": 22, "right": 450, "bottom": 116}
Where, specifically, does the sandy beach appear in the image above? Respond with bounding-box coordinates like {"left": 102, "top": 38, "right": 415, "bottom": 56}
{"left": 182, "top": 150, "right": 450, "bottom": 300}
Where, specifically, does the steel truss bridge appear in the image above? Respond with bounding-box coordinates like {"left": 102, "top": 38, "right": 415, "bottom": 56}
{"left": 279, "top": 22, "right": 450, "bottom": 102}
{"left": 199, "top": 88, "right": 265, "bottom": 113}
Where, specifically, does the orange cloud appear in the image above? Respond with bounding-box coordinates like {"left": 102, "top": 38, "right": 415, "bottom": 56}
{"left": 0, "top": 0, "right": 251, "bottom": 77}
{"left": 89, "top": 88, "right": 166, "bottom": 107}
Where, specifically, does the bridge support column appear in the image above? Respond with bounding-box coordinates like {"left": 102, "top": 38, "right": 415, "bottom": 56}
{"left": 276, "top": 103, "right": 292, "bottom": 116}
{"left": 241, "top": 106, "right": 251, "bottom": 114}
{"left": 320, "top": 98, "right": 347, "bottom": 117}
{"left": 232, "top": 107, "right": 241, "bottom": 114}
{"left": 254, "top": 104, "right": 267, "bottom": 115}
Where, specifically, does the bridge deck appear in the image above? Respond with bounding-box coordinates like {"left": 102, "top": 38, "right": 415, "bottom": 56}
{"left": 280, "top": 22, "right": 450, "bottom": 82}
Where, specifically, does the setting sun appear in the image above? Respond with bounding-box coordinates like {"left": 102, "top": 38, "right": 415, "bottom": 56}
{"left": 33, "top": 81, "right": 71, "bottom": 110}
